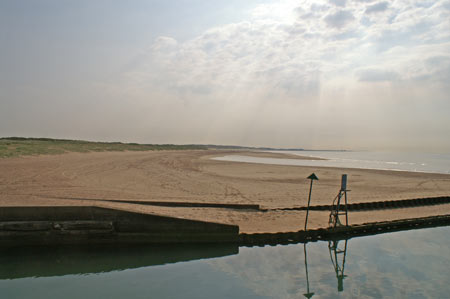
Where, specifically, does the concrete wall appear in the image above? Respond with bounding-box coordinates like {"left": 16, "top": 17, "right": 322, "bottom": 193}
{"left": 0, "top": 206, "right": 239, "bottom": 246}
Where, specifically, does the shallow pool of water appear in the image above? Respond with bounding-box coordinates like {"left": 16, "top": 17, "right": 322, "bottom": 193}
{"left": 1, "top": 226, "right": 449, "bottom": 298}
{"left": 213, "top": 151, "right": 450, "bottom": 174}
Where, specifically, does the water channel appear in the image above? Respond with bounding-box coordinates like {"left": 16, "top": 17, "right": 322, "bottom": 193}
{"left": 1, "top": 226, "right": 449, "bottom": 298}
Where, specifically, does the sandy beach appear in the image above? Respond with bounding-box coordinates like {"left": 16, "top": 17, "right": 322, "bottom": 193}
{"left": 1, "top": 150, "right": 450, "bottom": 233}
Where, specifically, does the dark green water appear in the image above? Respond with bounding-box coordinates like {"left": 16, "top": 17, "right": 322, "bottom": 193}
{"left": 1, "top": 227, "right": 449, "bottom": 299}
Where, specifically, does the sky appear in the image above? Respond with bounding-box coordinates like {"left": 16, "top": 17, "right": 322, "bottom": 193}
{"left": 1, "top": 0, "right": 449, "bottom": 152}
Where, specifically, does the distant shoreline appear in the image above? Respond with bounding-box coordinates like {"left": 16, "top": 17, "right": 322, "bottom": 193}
{"left": 212, "top": 150, "right": 450, "bottom": 175}
{"left": 0, "top": 137, "right": 348, "bottom": 158}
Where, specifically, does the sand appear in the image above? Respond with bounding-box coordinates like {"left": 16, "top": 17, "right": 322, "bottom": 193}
{"left": 1, "top": 150, "right": 449, "bottom": 233}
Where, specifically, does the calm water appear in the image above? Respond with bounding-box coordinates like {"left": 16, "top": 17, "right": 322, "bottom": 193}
{"left": 1, "top": 226, "right": 450, "bottom": 298}
{"left": 214, "top": 151, "right": 450, "bottom": 174}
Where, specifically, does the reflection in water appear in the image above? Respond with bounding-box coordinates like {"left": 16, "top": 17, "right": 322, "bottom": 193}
{"left": 0, "top": 244, "right": 238, "bottom": 279}
{"left": 303, "top": 239, "right": 349, "bottom": 298}
{"left": 303, "top": 244, "right": 314, "bottom": 298}
{"left": 1, "top": 227, "right": 450, "bottom": 298}
{"left": 328, "top": 239, "right": 348, "bottom": 292}
{"left": 208, "top": 226, "right": 450, "bottom": 298}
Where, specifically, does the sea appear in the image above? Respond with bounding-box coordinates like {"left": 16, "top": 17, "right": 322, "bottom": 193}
{"left": 213, "top": 150, "right": 450, "bottom": 174}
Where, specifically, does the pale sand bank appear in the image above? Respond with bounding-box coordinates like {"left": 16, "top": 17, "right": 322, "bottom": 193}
{"left": 1, "top": 150, "right": 449, "bottom": 233}
{"left": 206, "top": 150, "right": 326, "bottom": 160}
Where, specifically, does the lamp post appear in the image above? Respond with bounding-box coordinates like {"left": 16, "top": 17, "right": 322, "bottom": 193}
{"left": 305, "top": 173, "right": 318, "bottom": 231}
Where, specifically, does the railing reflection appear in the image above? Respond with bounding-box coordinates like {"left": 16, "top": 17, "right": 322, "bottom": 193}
{"left": 303, "top": 238, "right": 349, "bottom": 297}
{"left": 328, "top": 239, "right": 348, "bottom": 292}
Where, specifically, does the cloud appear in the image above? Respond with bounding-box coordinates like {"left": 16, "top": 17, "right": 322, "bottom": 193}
{"left": 127, "top": 0, "right": 449, "bottom": 92}
{"left": 356, "top": 68, "right": 399, "bottom": 82}
{"left": 1, "top": 0, "right": 449, "bottom": 152}
{"left": 152, "top": 36, "right": 177, "bottom": 50}
{"left": 131, "top": 19, "right": 329, "bottom": 101}
{"left": 424, "top": 55, "right": 450, "bottom": 83}
{"left": 324, "top": 10, "right": 355, "bottom": 29}
{"left": 126, "top": 0, "right": 449, "bottom": 98}
{"left": 365, "top": 1, "right": 389, "bottom": 14}
{"left": 110, "top": 0, "right": 450, "bottom": 150}
{"left": 442, "top": 1, "right": 450, "bottom": 10}
{"left": 425, "top": 55, "right": 450, "bottom": 69}
{"left": 329, "top": 0, "right": 347, "bottom": 7}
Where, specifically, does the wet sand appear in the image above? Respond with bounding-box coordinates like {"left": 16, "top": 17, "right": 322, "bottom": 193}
{"left": 1, "top": 150, "right": 450, "bottom": 233}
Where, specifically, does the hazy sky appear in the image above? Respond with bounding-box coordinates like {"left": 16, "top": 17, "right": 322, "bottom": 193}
{"left": 1, "top": 0, "right": 449, "bottom": 152}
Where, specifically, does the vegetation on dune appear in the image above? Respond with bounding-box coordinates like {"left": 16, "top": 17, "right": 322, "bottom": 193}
{"left": 0, "top": 137, "right": 207, "bottom": 158}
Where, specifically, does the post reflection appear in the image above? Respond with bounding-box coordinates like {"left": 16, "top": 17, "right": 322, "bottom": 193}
{"left": 303, "top": 238, "right": 349, "bottom": 297}
{"left": 303, "top": 243, "right": 314, "bottom": 298}
{"left": 328, "top": 239, "right": 348, "bottom": 292}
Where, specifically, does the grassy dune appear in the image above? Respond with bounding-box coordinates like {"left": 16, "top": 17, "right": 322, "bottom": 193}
{"left": 0, "top": 137, "right": 206, "bottom": 158}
